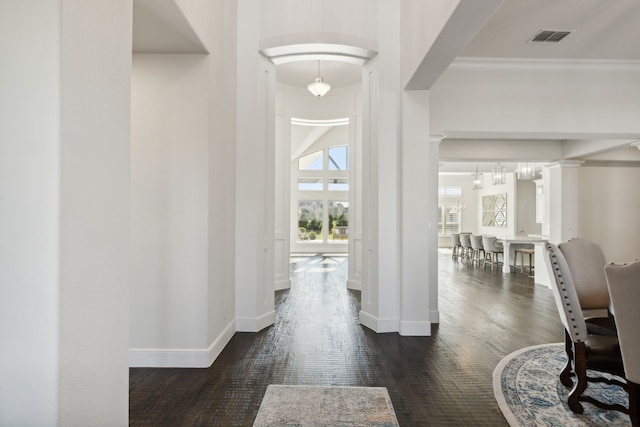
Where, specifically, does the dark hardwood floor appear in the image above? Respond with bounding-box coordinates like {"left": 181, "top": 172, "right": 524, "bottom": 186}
{"left": 129, "top": 250, "right": 564, "bottom": 426}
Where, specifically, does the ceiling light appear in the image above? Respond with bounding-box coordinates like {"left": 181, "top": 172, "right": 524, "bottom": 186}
{"left": 307, "top": 61, "right": 331, "bottom": 97}
{"left": 516, "top": 162, "right": 536, "bottom": 180}
{"left": 471, "top": 166, "right": 483, "bottom": 190}
{"left": 492, "top": 162, "right": 506, "bottom": 185}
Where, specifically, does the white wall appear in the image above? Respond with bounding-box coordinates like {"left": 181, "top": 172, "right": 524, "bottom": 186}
{"left": 515, "top": 179, "right": 541, "bottom": 236}
{"left": 130, "top": 54, "right": 210, "bottom": 364}
{"left": 431, "top": 60, "right": 640, "bottom": 136}
{"left": 58, "top": 3, "right": 132, "bottom": 423}
{"left": 260, "top": 0, "right": 377, "bottom": 43}
{"left": 205, "top": 0, "right": 238, "bottom": 351}
{"left": 437, "top": 174, "right": 478, "bottom": 247}
{"left": 1, "top": 1, "right": 132, "bottom": 425}
{"left": 578, "top": 165, "right": 640, "bottom": 261}
{"left": 1, "top": 2, "right": 61, "bottom": 424}
{"left": 400, "top": 0, "right": 460, "bottom": 85}
{"left": 477, "top": 173, "right": 517, "bottom": 238}
{"left": 130, "top": 0, "right": 237, "bottom": 368}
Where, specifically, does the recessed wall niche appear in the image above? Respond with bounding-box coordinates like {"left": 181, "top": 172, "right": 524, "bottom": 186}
{"left": 482, "top": 193, "right": 507, "bottom": 227}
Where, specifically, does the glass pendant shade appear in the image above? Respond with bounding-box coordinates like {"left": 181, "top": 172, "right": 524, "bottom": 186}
{"left": 307, "top": 60, "right": 331, "bottom": 97}
{"left": 516, "top": 162, "right": 536, "bottom": 180}
{"left": 492, "top": 162, "right": 506, "bottom": 185}
{"left": 307, "top": 77, "right": 331, "bottom": 97}
{"left": 471, "top": 167, "right": 483, "bottom": 190}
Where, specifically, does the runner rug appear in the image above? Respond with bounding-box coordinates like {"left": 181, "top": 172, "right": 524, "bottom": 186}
{"left": 493, "top": 343, "right": 630, "bottom": 426}
{"left": 253, "top": 385, "right": 399, "bottom": 426}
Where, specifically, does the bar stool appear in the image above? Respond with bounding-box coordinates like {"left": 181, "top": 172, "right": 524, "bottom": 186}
{"left": 450, "top": 233, "right": 461, "bottom": 259}
{"left": 515, "top": 248, "right": 535, "bottom": 275}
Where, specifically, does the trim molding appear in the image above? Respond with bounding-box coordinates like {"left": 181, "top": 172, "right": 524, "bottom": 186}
{"left": 129, "top": 319, "right": 236, "bottom": 368}
{"left": 451, "top": 57, "right": 640, "bottom": 72}
{"left": 236, "top": 310, "right": 276, "bottom": 332}
{"left": 359, "top": 311, "right": 399, "bottom": 333}
{"left": 399, "top": 320, "right": 432, "bottom": 337}
{"left": 347, "top": 279, "right": 361, "bottom": 291}
{"left": 429, "top": 309, "right": 440, "bottom": 324}
{"left": 275, "top": 279, "right": 291, "bottom": 291}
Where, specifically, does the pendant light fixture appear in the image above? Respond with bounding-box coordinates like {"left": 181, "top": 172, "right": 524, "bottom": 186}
{"left": 471, "top": 166, "right": 483, "bottom": 190}
{"left": 492, "top": 161, "right": 506, "bottom": 185}
{"left": 516, "top": 162, "right": 536, "bottom": 180}
{"left": 307, "top": 60, "right": 331, "bottom": 97}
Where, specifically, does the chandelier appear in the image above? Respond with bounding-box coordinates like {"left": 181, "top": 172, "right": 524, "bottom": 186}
{"left": 492, "top": 162, "right": 506, "bottom": 185}
{"left": 471, "top": 166, "right": 483, "bottom": 190}
{"left": 516, "top": 162, "right": 536, "bottom": 180}
{"left": 450, "top": 200, "right": 466, "bottom": 213}
{"left": 307, "top": 61, "right": 331, "bottom": 97}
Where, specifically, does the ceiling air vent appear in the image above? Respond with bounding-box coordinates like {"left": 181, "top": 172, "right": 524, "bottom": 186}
{"left": 529, "top": 29, "right": 572, "bottom": 43}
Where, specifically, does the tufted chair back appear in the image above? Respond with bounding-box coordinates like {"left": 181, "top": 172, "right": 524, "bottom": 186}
{"left": 546, "top": 243, "right": 588, "bottom": 342}
{"left": 558, "top": 237, "right": 609, "bottom": 310}
{"left": 605, "top": 261, "right": 640, "bottom": 384}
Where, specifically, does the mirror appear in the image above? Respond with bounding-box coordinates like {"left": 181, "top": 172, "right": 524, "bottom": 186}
{"left": 482, "top": 193, "right": 507, "bottom": 227}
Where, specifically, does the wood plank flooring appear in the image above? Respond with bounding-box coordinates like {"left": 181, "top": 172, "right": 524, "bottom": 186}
{"left": 129, "top": 250, "right": 564, "bottom": 426}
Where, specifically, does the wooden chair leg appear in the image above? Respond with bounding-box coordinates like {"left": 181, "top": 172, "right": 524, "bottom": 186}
{"left": 561, "top": 330, "right": 574, "bottom": 387}
{"left": 567, "top": 342, "right": 587, "bottom": 414}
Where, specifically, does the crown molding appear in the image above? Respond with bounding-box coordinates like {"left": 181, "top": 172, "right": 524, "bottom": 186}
{"left": 450, "top": 57, "right": 640, "bottom": 72}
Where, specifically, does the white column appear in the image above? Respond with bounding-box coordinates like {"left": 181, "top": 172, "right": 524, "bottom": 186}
{"left": 236, "top": 0, "right": 276, "bottom": 331}
{"left": 546, "top": 160, "right": 583, "bottom": 244}
{"left": 398, "top": 90, "right": 432, "bottom": 336}
{"left": 428, "top": 135, "right": 442, "bottom": 324}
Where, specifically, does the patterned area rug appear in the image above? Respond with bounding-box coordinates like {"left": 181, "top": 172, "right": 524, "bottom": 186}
{"left": 494, "top": 343, "right": 630, "bottom": 426}
{"left": 253, "top": 385, "right": 399, "bottom": 426}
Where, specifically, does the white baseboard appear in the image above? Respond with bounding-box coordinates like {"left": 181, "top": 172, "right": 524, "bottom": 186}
{"left": 429, "top": 309, "right": 440, "bottom": 323}
{"left": 236, "top": 310, "right": 276, "bottom": 332}
{"left": 358, "top": 311, "right": 399, "bottom": 333}
{"left": 347, "top": 279, "right": 361, "bottom": 291}
{"left": 399, "top": 320, "right": 432, "bottom": 336}
{"left": 359, "top": 311, "right": 433, "bottom": 336}
{"left": 274, "top": 278, "right": 291, "bottom": 291}
{"left": 129, "top": 319, "right": 236, "bottom": 368}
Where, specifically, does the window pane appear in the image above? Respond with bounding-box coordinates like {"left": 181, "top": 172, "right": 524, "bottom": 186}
{"left": 298, "top": 150, "right": 323, "bottom": 170}
{"left": 439, "top": 186, "right": 462, "bottom": 197}
{"left": 328, "top": 178, "right": 348, "bottom": 191}
{"left": 328, "top": 201, "right": 349, "bottom": 241}
{"left": 298, "top": 178, "right": 323, "bottom": 191}
{"left": 445, "top": 186, "right": 462, "bottom": 197}
{"left": 438, "top": 206, "right": 461, "bottom": 235}
{"left": 297, "top": 200, "right": 323, "bottom": 242}
{"left": 328, "top": 146, "right": 348, "bottom": 170}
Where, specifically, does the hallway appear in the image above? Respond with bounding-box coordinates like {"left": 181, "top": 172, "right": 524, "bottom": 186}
{"left": 129, "top": 251, "right": 563, "bottom": 426}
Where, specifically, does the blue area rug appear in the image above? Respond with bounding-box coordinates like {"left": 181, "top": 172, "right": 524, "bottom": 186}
{"left": 493, "top": 343, "right": 630, "bottom": 426}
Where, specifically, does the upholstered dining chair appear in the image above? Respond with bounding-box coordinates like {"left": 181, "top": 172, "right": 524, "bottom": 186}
{"left": 558, "top": 237, "right": 617, "bottom": 336}
{"left": 605, "top": 261, "right": 640, "bottom": 427}
{"left": 545, "top": 243, "right": 626, "bottom": 415}
{"left": 450, "top": 233, "right": 461, "bottom": 259}
{"left": 482, "top": 235, "right": 503, "bottom": 270}
{"left": 459, "top": 233, "right": 472, "bottom": 259}
{"left": 469, "top": 234, "right": 484, "bottom": 266}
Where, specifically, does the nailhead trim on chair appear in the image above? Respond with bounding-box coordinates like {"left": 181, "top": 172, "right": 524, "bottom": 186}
{"left": 547, "top": 243, "right": 584, "bottom": 342}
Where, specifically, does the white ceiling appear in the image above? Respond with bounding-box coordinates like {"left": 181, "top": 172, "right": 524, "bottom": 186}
{"left": 131, "top": 0, "right": 640, "bottom": 170}
{"left": 460, "top": 0, "right": 640, "bottom": 61}
{"left": 275, "top": 1, "right": 640, "bottom": 89}
{"left": 276, "top": 60, "right": 362, "bottom": 90}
